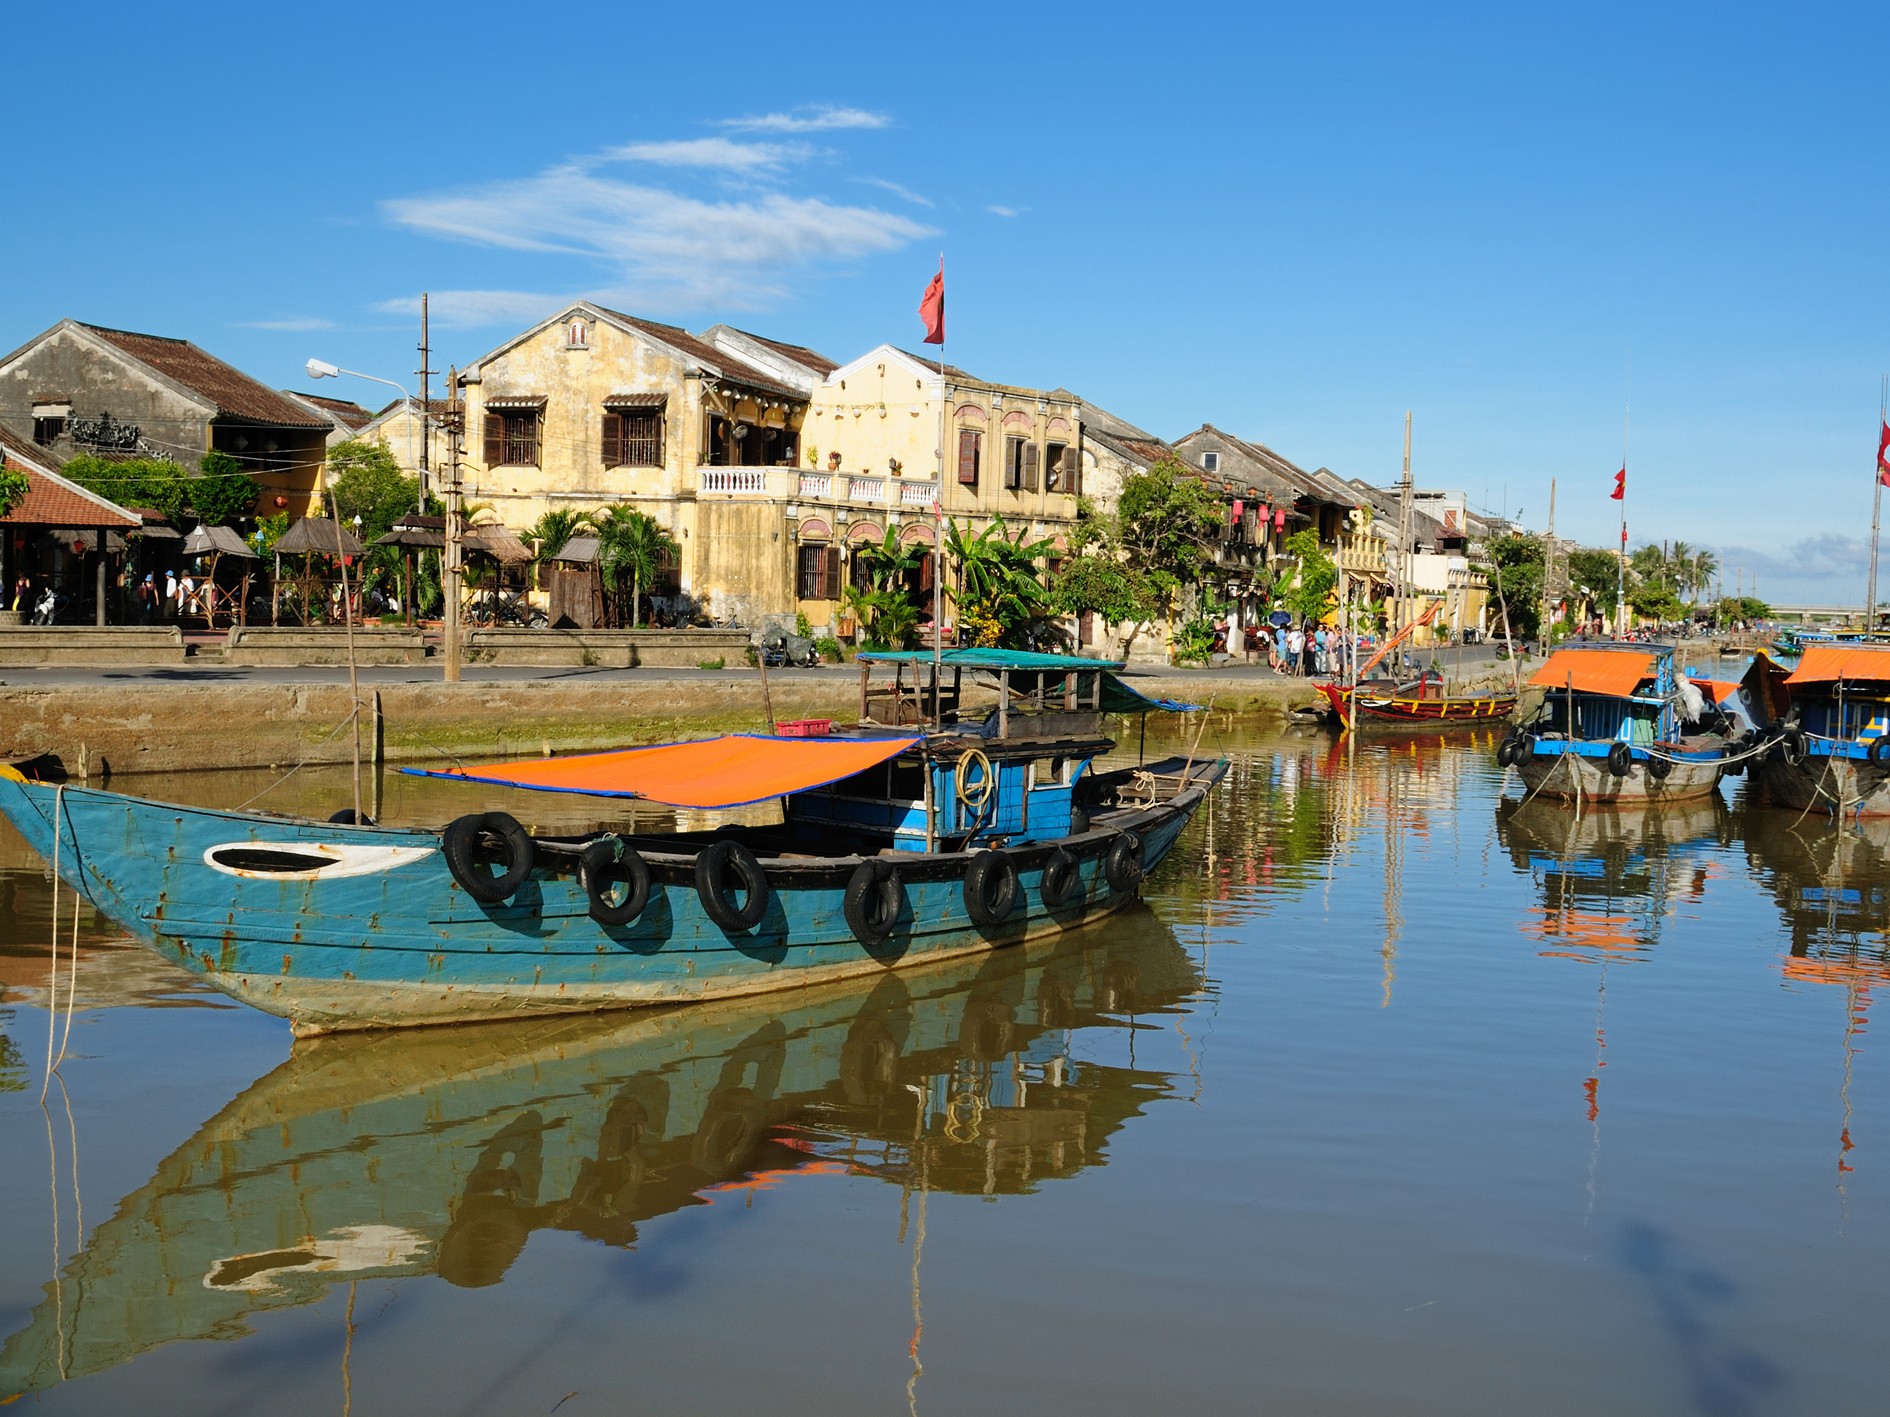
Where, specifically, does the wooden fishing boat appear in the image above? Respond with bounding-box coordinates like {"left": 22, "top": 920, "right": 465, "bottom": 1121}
{"left": 1752, "top": 642, "right": 1890, "bottom": 817}
{"left": 0, "top": 650, "right": 1224, "bottom": 1034}
{"left": 1497, "top": 643, "right": 1728, "bottom": 804}
{"left": 1316, "top": 677, "right": 1518, "bottom": 728}
{"left": 0, "top": 917, "right": 1200, "bottom": 1400}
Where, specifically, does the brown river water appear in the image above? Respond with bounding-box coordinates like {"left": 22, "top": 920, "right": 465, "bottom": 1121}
{"left": 0, "top": 717, "right": 1885, "bottom": 1415}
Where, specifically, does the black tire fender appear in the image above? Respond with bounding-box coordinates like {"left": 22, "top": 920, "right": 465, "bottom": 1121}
{"left": 329, "top": 807, "right": 376, "bottom": 825}
{"left": 1039, "top": 847, "right": 1082, "bottom": 909}
{"left": 695, "top": 839, "right": 770, "bottom": 931}
{"left": 1606, "top": 742, "right": 1633, "bottom": 777}
{"left": 441, "top": 812, "right": 534, "bottom": 903}
{"left": 1645, "top": 753, "right": 1673, "bottom": 781}
{"left": 962, "top": 849, "right": 1019, "bottom": 926}
{"left": 1870, "top": 737, "right": 1890, "bottom": 767}
{"left": 579, "top": 837, "right": 651, "bottom": 927}
{"left": 1782, "top": 727, "right": 1807, "bottom": 766}
{"left": 1104, "top": 831, "right": 1145, "bottom": 892}
{"left": 843, "top": 858, "right": 906, "bottom": 944}
{"left": 1496, "top": 737, "right": 1519, "bottom": 768}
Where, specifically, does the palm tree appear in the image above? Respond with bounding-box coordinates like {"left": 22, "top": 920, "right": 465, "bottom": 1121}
{"left": 592, "top": 504, "right": 678, "bottom": 628}
{"left": 528, "top": 508, "right": 593, "bottom": 566}
{"left": 1690, "top": 548, "right": 1719, "bottom": 606}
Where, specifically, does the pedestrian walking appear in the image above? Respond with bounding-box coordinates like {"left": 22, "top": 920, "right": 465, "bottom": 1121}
{"left": 136, "top": 574, "right": 156, "bottom": 624}
{"left": 10, "top": 573, "right": 29, "bottom": 614}
{"left": 1286, "top": 625, "right": 1304, "bottom": 676}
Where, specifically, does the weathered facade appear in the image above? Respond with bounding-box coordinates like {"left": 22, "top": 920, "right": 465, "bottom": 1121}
{"left": 0, "top": 321, "right": 331, "bottom": 517}
{"left": 349, "top": 398, "right": 454, "bottom": 485}
{"left": 456, "top": 303, "right": 833, "bottom": 626}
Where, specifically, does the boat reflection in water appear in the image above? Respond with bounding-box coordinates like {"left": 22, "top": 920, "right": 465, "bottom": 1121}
{"left": 0, "top": 909, "right": 1202, "bottom": 1400}
{"left": 1743, "top": 807, "right": 1890, "bottom": 983}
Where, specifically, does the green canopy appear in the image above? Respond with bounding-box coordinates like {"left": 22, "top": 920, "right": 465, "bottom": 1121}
{"left": 856, "top": 649, "right": 1199, "bottom": 714}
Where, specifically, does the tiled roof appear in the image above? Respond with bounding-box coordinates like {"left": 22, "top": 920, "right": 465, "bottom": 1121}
{"left": 282, "top": 391, "right": 374, "bottom": 430}
{"left": 592, "top": 308, "right": 806, "bottom": 400}
{"left": 77, "top": 324, "right": 330, "bottom": 428}
{"left": 0, "top": 426, "right": 140, "bottom": 528}
{"left": 889, "top": 346, "right": 980, "bottom": 382}
{"left": 724, "top": 328, "right": 840, "bottom": 378}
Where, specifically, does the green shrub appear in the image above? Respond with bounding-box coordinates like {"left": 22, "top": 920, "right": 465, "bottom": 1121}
{"left": 698, "top": 657, "right": 725, "bottom": 670}
{"left": 814, "top": 636, "right": 844, "bottom": 663}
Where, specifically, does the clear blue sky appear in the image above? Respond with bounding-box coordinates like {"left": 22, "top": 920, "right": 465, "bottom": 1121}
{"left": 9, "top": 1, "right": 1886, "bottom": 604}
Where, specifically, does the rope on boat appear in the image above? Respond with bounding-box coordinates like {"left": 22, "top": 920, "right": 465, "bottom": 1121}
{"left": 232, "top": 706, "right": 363, "bottom": 812}
{"left": 39, "top": 786, "right": 81, "bottom": 1100}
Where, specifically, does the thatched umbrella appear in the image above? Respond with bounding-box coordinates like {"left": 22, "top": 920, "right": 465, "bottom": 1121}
{"left": 375, "top": 526, "right": 444, "bottom": 625}
{"left": 180, "top": 524, "right": 258, "bottom": 627}
{"left": 462, "top": 526, "right": 533, "bottom": 624}
{"left": 273, "top": 517, "right": 366, "bottom": 625}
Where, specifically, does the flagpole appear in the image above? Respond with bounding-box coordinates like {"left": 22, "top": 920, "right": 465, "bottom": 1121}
{"left": 1868, "top": 375, "right": 1885, "bottom": 633}
{"left": 933, "top": 256, "right": 945, "bottom": 725}
{"left": 1616, "top": 358, "right": 1630, "bottom": 639}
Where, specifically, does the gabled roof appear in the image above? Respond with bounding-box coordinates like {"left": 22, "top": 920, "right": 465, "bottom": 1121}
{"left": 463, "top": 302, "right": 810, "bottom": 402}
{"left": 68, "top": 323, "right": 330, "bottom": 428}
{"left": 1174, "top": 423, "right": 1338, "bottom": 505}
{"left": 0, "top": 425, "right": 141, "bottom": 528}
{"left": 280, "top": 390, "right": 373, "bottom": 431}
{"left": 699, "top": 324, "right": 840, "bottom": 381}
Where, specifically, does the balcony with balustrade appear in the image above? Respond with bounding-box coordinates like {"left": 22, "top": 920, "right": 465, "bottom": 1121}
{"left": 698, "top": 466, "right": 939, "bottom": 511}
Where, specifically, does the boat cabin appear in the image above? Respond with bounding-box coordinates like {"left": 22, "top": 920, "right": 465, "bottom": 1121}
{"left": 1779, "top": 644, "right": 1890, "bottom": 759}
{"left": 1527, "top": 644, "right": 1682, "bottom": 755}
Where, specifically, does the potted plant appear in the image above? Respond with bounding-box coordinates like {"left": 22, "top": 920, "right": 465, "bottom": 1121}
{"left": 827, "top": 450, "right": 842, "bottom": 472}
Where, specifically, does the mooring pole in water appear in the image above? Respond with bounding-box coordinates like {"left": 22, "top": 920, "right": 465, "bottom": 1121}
{"left": 330, "top": 491, "right": 362, "bottom": 822}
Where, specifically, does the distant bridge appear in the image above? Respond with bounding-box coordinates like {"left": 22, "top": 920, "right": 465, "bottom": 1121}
{"left": 1765, "top": 605, "right": 1885, "bottom": 627}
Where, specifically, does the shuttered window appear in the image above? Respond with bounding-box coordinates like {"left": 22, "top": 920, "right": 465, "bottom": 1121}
{"left": 483, "top": 412, "right": 539, "bottom": 467}
{"left": 602, "top": 410, "right": 662, "bottom": 468}
{"left": 797, "top": 544, "right": 842, "bottom": 599}
{"left": 1046, "top": 443, "right": 1080, "bottom": 493}
{"left": 1023, "top": 442, "right": 1039, "bottom": 491}
{"left": 1004, "top": 437, "right": 1024, "bottom": 490}
{"left": 957, "top": 429, "right": 980, "bottom": 485}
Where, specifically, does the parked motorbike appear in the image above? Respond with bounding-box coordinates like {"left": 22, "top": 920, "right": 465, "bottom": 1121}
{"left": 758, "top": 626, "right": 819, "bottom": 668}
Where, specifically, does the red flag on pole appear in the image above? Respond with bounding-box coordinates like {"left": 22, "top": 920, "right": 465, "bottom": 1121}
{"left": 1610, "top": 467, "right": 1625, "bottom": 501}
{"left": 919, "top": 262, "right": 944, "bottom": 346}
{"left": 1877, "top": 421, "right": 1890, "bottom": 488}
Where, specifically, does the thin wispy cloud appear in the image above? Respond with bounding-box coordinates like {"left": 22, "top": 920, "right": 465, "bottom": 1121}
{"left": 715, "top": 105, "right": 889, "bottom": 134}
{"left": 375, "top": 290, "right": 570, "bottom": 330}
{"left": 236, "top": 317, "right": 335, "bottom": 331}
{"left": 382, "top": 156, "right": 933, "bottom": 313}
{"left": 604, "top": 138, "right": 814, "bottom": 171}
{"left": 857, "top": 177, "right": 934, "bottom": 208}
{"left": 987, "top": 205, "right": 1024, "bottom": 218}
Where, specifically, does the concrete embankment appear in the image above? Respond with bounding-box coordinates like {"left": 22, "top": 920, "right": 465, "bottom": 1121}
{"left": 0, "top": 672, "right": 1329, "bottom": 778}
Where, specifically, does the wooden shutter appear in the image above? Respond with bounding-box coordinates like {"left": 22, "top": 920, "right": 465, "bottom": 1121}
{"left": 797, "top": 546, "right": 819, "bottom": 599}
{"left": 1068, "top": 445, "right": 1081, "bottom": 496}
{"left": 1023, "top": 442, "right": 1039, "bottom": 491}
{"left": 823, "top": 546, "right": 841, "bottom": 599}
{"left": 483, "top": 413, "right": 503, "bottom": 466}
{"left": 601, "top": 412, "right": 622, "bottom": 468}
{"left": 958, "top": 429, "right": 979, "bottom": 485}
{"left": 1004, "top": 438, "right": 1020, "bottom": 490}
{"left": 919, "top": 550, "right": 934, "bottom": 592}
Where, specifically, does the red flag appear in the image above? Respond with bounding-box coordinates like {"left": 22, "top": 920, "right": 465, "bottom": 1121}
{"left": 1610, "top": 467, "right": 1625, "bottom": 501}
{"left": 919, "top": 263, "right": 944, "bottom": 346}
{"left": 1877, "top": 421, "right": 1890, "bottom": 488}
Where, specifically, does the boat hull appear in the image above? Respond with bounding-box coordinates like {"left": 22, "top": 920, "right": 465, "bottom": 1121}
{"left": 0, "top": 765, "right": 1220, "bottom": 1033}
{"left": 1317, "top": 682, "right": 1517, "bottom": 729}
{"left": 1514, "top": 746, "right": 1723, "bottom": 803}
{"left": 1753, "top": 750, "right": 1890, "bottom": 817}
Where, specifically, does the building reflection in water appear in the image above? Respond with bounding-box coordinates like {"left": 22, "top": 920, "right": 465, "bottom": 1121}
{"left": 0, "top": 908, "right": 1205, "bottom": 1402}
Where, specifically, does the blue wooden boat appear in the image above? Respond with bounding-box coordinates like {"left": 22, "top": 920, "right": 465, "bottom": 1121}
{"left": 0, "top": 916, "right": 1201, "bottom": 1400}
{"left": 1496, "top": 643, "right": 1730, "bottom": 803}
{"left": 1753, "top": 641, "right": 1890, "bottom": 817}
{"left": 0, "top": 650, "right": 1224, "bottom": 1033}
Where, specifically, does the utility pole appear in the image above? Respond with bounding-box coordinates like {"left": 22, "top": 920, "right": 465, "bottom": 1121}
{"left": 1396, "top": 411, "right": 1412, "bottom": 643}
{"left": 416, "top": 294, "right": 433, "bottom": 517}
{"left": 1542, "top": 478, "right": 1557, "bottom": 641}
{"left": 441, "top": 369, "right": 463, "bottom": 683}
{"left": 1868, "top": 377, "right": 1886, "bottom": 630}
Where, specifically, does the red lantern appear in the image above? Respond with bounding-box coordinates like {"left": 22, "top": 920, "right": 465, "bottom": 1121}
{"left": 274, "top": 495, "right": 288, "bottom": 509}
{"left": 72, "top": 539, "right": 86, "bottom": 555}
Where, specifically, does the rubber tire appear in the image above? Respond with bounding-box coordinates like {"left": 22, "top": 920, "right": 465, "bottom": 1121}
{"left": 1495, "top": 737, "right": 1519, "bottom": 768}
{"left": 1104, "top": 832, "right": 1145, "bottom": 892}
{"left": 1039, "top": 848, "right": 1082, "bottom": 909}
{"left": 579, "top": 839, "right": 651, "bottom": 927}
{"left": 1606, "top": 742, "right": 1633, "bottom": 777}
{"left": 442, "top": 812, "right": 534, "bottom": 903}
{"left": 962, "top": 850, "right": 1019, "bottom": 926}
{"left": 1782, "top": 728, "right": 1807, "bottom": 766}
{"left": 1645, "top": 754, "right": 1672, "bottom": 781}
{"left": 329, "top": 808, "right": 375, "bottom": 825}
{"left": 1871, "top": 738, "right": 1890, "bottom": 766}
{"left": 695, "top": 839, "right": 770, "bottom": 931}
{"left": 843, "top": 859, "right": 906, "bottom": 944}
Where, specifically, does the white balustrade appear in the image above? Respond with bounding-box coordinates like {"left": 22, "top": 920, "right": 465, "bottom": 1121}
{"left": 848, "top": 478, "right": 886, "bottom": 502}
{"left": 798, "top": 473, "right": 832, "bottom": 498}
{"left": 698, "top": 469, "right": 768, "bottom": 495}
{"left": 900, "top": 481, "right": 940, "bottom": 506}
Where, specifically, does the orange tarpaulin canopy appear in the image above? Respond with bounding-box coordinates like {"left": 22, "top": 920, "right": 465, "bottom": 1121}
{"left": 1784, "top": 645, "right": 1890, "bottom": 686}
{"left": 1529, "top": 649, "right": 1657, "bottom": 697}
{"left": 409, "top": 733, "right": 920, "bottom": 808}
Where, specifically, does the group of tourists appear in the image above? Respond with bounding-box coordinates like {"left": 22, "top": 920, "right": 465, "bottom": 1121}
{"left": 1224, "top": 617, "right": 1360, "bottom": 678}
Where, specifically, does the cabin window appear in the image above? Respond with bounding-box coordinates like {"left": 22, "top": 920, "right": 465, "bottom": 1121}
{"left": 1029, "top": 758, "right": 1070, "bottom": 788}
{"left": 483, "top": 412, "right": 540, "bottom": 467}
{"left": 602, "top": 409, "right": 663, "bottom": 468}
{"left": 797, "top": 543, "right": 841, "bottom": 599}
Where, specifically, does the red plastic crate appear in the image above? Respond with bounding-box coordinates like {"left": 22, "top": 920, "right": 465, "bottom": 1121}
{"left": 775, "top": 718, "right": 833, "bottom": 737}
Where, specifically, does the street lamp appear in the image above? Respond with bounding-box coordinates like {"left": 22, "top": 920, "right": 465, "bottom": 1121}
{"left": 306, "top": 359, "right": 420, "bottom": 504}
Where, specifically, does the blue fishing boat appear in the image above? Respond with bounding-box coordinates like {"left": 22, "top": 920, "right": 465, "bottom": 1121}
{"left": 1753, "top": 641, "right": 1890, "bottom": 817}
{"left": 1495, "top": 643, "right": 1730, "bottom": 803}
{"left": 0, "top": 650, "right": 1223, "bottom": 1033}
